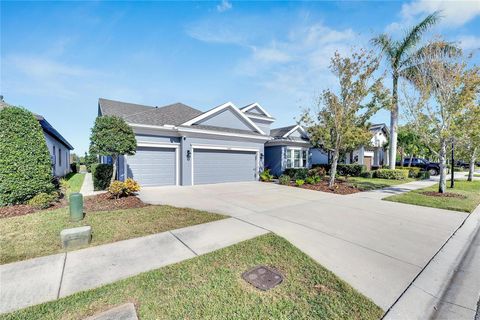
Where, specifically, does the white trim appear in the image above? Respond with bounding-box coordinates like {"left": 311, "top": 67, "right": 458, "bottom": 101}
{"left": 285, "top": 146, "right": 309, "bottom": 169}
{"left": 244, "top": 114, "right": 276, "bottom": 122}
{"left": 282, "top": 125, "right": 308, "bottom": 138}
{"left": 181, "top": 102, "right": 266, "bottom": 135}
{"left": 129, "top": 143, "right": 180, "bottom": 186}
{"left": 190, "top": 144, "right": 260, "bottom": 186}
{"left": 240, "top": 102, "right": 273, "bottom": 118}
{"left": 128, "top": 122, "right": 270, "bottom": 141}
{"left": 178, "top": 126, "right": 271, "bottom": 141}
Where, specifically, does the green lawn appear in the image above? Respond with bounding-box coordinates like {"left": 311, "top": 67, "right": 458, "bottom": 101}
{"left": 64, "top": 173, "right": 85, "bottom": 194}
{"left": 384, "top": 180, "right": 480, "bottom": 213}
{"left": 346, "top": 177, "right": 415, "bottom": 191}
{"left": 465, "top": 173, "right": 480, "bottom": 177}
{"left": 0, "top": 206, "right": 225, "bottom": 264}
{"left": 1, "top": 234, "right": 383, "bottom": 320}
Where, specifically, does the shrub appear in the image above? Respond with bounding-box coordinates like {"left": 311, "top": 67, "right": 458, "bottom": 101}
{"left": 374, "top": 169, "right": 409, "bottom": 180}
{"left": 360, "top": 171, "right": 373, "bottom": 178}
{"left": 59, "top": 178, "right": 69, "bottom": 196}
{"left": 92, "top": 164, "right": 113, "bottom": 190}
{"left": 70, "top": 163, "right": 79, "bottom": 173}
{"left": 295, "top": 179, "right": 305, "bottom": 186}
{"left": 310, "top": 167, "right": 327, "bottom": 177}
{"left": 124, "top": 178, "right": 140, "bottom": 195}
{"left": 336, "top": 164, "right": 366, "bottom": 177}
{"left": 397, "top": 166, "right": 421, "bottom": 178}
{"left": 27, "top": 192, "right": 58, "bottom": 209}
{"left": 283, "top": 168, "right": 309, "bottom": 180}
{"left": 279, "top": 175, "right": 291, "bottom": 185}
{"left": 85, "top": 153, "right": 98, "bottom": 173}
{"left": 312, "top": 164, "right": 331, "bottom": 172}
{"left": 0, "top": 106, "right": 55, "bottom": 205}
{"left": 259, "top": 169, "right": 274, "bottom": 182}
{"left": 108, "top": 181, "right": 125, "bottom": 199}
{"left": 305, "top": 177, "right": 315, "bottom": 184}
{"left": 417, "top": 171, "right": 430, "bottom": 180}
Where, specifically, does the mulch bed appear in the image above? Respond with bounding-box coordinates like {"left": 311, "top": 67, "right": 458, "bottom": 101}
{"left": 292, "top": 180, "right": 360, "bottom": 195}
{"left": 0, "top": 193, "right": 147, "bottom": 219}
{"left": 420, "top": 191, "right": 467, "bottom": 199}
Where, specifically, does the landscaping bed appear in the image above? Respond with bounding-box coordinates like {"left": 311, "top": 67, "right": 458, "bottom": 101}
{"left": 1, "top": 234, "right": 383, "bottom": 320}
{"left": 293, "top": 180, "right": 360, "bottom": 195}
{"left": 384, "top": 180, "right": 480, "bottom": 213}
{"left": 0, "top": 205, "right": 225, "bottom": 264}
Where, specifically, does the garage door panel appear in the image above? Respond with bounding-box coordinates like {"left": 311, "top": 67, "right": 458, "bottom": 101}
{"left": 127, "top": 147, "right": 176, "bottom": 187}
{"left": 193, "top": 149, "right": 257, "bottom": 185}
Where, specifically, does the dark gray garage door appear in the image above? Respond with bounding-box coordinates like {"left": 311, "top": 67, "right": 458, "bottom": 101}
{"left": 127, "top": 147, "right": 176, "bottom": 187}
{"left": 193, "top": 149, "right": 257, "bottom": 185}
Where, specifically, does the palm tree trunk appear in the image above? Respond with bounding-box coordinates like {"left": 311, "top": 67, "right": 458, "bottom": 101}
{"left": 438, "top": 139, "right": 447, "bottom": 193}
{"left": 389, "top": 73, "right": 398, "bottom": 169}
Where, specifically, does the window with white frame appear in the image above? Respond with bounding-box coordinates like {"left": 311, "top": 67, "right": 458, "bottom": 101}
{"left": 285, "top": 148, "right": 308, "bottom": 168}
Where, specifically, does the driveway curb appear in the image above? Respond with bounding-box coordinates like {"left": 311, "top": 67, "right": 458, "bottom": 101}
{"left": 384, "top": 205, "right": 480, "bottom": 320}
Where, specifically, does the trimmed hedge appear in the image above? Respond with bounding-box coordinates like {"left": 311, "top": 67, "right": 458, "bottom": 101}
{"left": 336, "top": 164, "right": 366, "bottom": 177}
{"left": 92, "top": 163, "right": 113, "bottom": 191}
{"left": 374, "top": 169, "right": 409, "bottom": 180}
{"left": 417, "top": 171, "right": 430, "bottom": 180}
{"left": 0, "top": 106, "right": 55, "bottom": 205}
{"left": 70, "top": 162, "right": 80, "bottom": 173}
{"left": 279, "top": 175, "right": 291, "bottom": 185}
{"left": 397, "top": 166, "right": 421, "bottom": 178}
{"left": 360, "top": 171, "right": 374, "bottom": 178}
{"left": 283, "top": 168, "right": 309, "bottom": 180}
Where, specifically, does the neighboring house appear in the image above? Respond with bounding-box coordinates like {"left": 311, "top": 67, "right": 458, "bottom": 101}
{"left": 344, "top": 123, "right": 389, "bottom": 170}
{"left": 264, "top": 124, "right": 328, "bottom": 176}
{"left": 98, "top": 98, "right": 274, "bottom": 186}
{"left": 0, "top": 96, "right": 74, "bottom": 177}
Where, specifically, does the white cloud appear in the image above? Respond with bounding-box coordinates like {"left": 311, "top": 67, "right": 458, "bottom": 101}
{"left": 216, "top": 0, "right": 232, "bottom": 13}
{"left": 457, "top": 35, "right": 480, "bottom": 51}
{"left": 400, "top": 0, "right": 480, "bottom": 27}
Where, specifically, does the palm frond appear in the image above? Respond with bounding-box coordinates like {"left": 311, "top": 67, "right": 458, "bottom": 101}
{"left": 400, "top": 41, "right": 462, "bottom": 68}
{"left": 371, "top": 34, "right": 396, "bottom": 61}
{"left": 396, "top": 11, "right": 441, "bottom": 62}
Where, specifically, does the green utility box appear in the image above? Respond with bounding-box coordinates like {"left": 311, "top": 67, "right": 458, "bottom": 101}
{"left": 69, "top": 193, "right": 84, "bottom": 222}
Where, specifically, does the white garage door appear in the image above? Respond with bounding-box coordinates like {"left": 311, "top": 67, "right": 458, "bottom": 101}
{"left": 193, "top": 149, "right": 257, "bottom": 185}
{"left": 127, "top": 147, "right": 177, "bottom": 187}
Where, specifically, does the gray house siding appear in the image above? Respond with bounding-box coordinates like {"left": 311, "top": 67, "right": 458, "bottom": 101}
{"left": 311, "top": 148, "right": 329, "bottom": 165}
{"left": 250, "top": 118, "right": 271, "bottom": 135}
{"left": 197, "top": 109, "right": 253, "bottom": 131}
{"left": 44, "top": 132, "right": 70, "bottom": 177}
{"left": 264, "top": 146, "right": 283, "bottom": 176}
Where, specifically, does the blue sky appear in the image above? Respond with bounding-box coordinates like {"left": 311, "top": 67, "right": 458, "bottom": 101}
{"left": 1, "top": 1, "right": 479, "bottom": 155}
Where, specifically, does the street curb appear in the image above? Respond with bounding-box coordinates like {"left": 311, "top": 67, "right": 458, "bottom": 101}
{"left": 383, "top": 205, "right": 480, "bottom": 320}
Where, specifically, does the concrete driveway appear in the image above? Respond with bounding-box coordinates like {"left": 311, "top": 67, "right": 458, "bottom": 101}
{"left": 139, "top": 181, "right": 466, "bottom": 311}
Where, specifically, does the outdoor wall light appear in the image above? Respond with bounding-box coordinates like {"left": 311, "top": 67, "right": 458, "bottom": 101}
{"left": 260, "top": 153, "right": 264, "bottom": 160}
{"left": 186, "top": 150, "right": 191, "bottom": 160}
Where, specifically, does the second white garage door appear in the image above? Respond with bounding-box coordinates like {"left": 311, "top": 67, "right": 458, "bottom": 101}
{"left": 193, "top": 149, "right": 257, "bottom": 185}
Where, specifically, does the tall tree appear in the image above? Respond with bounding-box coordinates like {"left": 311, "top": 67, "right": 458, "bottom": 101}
{"left": 457, "top": 101, "right": 480, "bottom": 181}
{"left": 90, "top": 116, "right": 137, "bottom": 183}
{"left": 372, "top": 12, "right": 450, "bottom": 169}
{"left": 300, "top": 50, "right": 388, "bottom": 188}
{"left": 404, "top": 45, "right": 479, "bottom": 193}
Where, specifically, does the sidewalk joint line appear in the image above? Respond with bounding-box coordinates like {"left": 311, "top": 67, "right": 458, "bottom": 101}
{"left": 169, "top": 231, "right": 198, "bottom": 256}
{"left": 57, "top": 252, "right": 68, "bottom": 299}
{"left": 381, "top": 209, "right": 474, "bottom": 319}
{"left": 232, "top": 217, "right": 272, "bottom": 233}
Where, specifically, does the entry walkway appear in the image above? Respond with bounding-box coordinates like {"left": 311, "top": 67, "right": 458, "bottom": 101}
{"left": 0, "top": 218, "right": 267, "bottom": 314}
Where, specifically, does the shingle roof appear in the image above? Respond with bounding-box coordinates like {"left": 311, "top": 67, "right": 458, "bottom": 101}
{"left": 369, "top": 123, "right": 389, "bottom": 135}
{"left": 270, "top": 125, "right": 297, "bottom": 138}
{"left": 98, "top": 98, "right": 203, "bottom": 126}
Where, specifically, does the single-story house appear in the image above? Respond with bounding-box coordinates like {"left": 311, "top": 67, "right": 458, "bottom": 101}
{"left": 0, "top": 96, "right": 74, "bottom": 177}
{"left": 344, "top": 123, "right": 389, "bottom": 170}
{"left": 98, "top": 98, "right": 274, "bottom": 186}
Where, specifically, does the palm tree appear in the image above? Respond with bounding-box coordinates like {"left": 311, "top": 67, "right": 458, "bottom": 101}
{"left": 372, "top": 12, "right": 441, "bottom": 169}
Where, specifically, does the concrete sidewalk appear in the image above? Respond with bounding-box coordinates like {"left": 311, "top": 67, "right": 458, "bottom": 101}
{"left": 79, "top": 173, "right": 106, "bottom": 197}
{"left": 0, "top": 218, "right": 267, "bottom": 314}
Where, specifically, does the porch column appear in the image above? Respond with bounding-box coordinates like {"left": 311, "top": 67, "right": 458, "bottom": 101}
{"left": 358, "top": 146, "right": 365, "bottom": 165}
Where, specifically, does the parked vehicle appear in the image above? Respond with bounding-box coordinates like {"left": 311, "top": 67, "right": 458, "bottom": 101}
{"left": 455, "top": 160, "right": 470, "bottom": 169}
{"left": 397, "top": 157, "right": 440, "bottom": 176}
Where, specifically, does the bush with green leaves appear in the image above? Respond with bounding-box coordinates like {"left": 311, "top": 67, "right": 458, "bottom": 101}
{"left": 0, "top": 106, "right": 55, "bottom": 205}
{"left": 27, "top": 192, "right": 58, "bottom": 209}
{"left": 360, "top": 171, "right": 374, "bottom": 178}
{"left": 295, "top": 179, "right": 305, "bottom": 186}
{"left": 309, "top": 167, "right": 326, "bottom": 177}
{"left": 259, "top": 169, "right": 274, "bottom": 182}
{"left": 283, "top": 168, "right": 309, "bottom": 180}
{"left": 70, "top": 162, "right": 80, "bottom": 173}
{"left": 374, "top": 169, "right": 409, "bottom": 180}
{"left": 336, "top": 164, "right": 366, "bottom": 177}
{"left": 397, "top": 166, "right": 421, "bottom": 178}
{"left": 84, "top": 152, "right": 98, "bottom": 173}
{"left": 417, "top": 171, "right": 431, "bottom": 180}
{"left": 279, "top": 175, "right": 291, "bottom": 185}
{"left": 92, "top": 164, "right": 113, "bottom": 190}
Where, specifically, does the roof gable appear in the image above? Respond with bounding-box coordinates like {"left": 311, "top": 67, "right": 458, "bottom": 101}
{"left": 271, "top": 125, "right": 307, "bottom": 139}
{"left": 182, "top": 102, "right": 266, "bottom": 135}
{"left": 241, "top": 103, "right": 273, "bottom": 119}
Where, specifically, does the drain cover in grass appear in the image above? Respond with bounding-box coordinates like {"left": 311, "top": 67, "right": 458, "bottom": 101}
{"left": 242, "top": 266, "right": 283, "bottom": 291}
